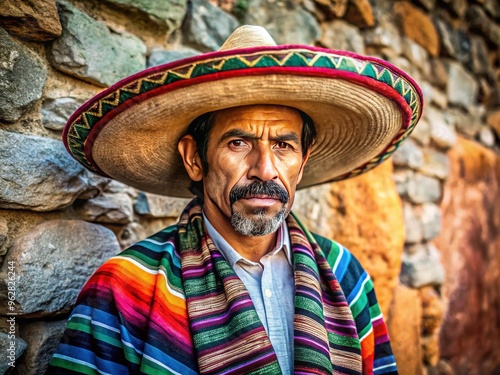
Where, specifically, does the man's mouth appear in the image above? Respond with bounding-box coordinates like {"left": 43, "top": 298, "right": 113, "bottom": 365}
{"left": 229, "top": 181, "right": 289, "bottom": 206}
{"left": 241, "top": 195, "right": 280, "bottom": 206}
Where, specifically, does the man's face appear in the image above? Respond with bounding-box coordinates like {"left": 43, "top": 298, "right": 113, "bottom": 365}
{"left": 202, "top": 105, "right": 310, "bottom": 236}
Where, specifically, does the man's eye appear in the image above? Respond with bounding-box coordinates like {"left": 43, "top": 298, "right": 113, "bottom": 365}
{"left": 276, "top": 142, "right": 291, "bottom": 149}
{"left": 229, "top": 140, "right": 245, "bottom": 147}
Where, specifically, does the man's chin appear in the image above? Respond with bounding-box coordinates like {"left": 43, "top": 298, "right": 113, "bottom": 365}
{"left": 230, "top": 206, "right": 287, "bottom": 237}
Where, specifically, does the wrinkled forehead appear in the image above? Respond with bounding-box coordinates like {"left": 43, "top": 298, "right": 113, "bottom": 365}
{"left": 212, "top": 104, "right": 304, "bottom": 134}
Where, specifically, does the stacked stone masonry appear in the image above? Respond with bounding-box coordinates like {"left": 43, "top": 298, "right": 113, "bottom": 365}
{"left": 0, "top": 0, "right": 499, "bottom": 373}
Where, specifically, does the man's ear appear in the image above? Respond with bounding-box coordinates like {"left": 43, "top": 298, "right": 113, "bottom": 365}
{"left": 297, "top": 148, "right": 312, "bottom": 184}
{"left": 178, "top": 135, "right": 203, "bottom": 182}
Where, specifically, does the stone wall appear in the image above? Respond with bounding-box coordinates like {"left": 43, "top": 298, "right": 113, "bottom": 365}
{"left": 0, "top": 0, "right": 499, "bottom": 374}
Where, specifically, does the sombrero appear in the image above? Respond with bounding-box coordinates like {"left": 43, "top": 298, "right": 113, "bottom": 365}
{"left": 63, "top": 25, "right": 423, "bottom": 198}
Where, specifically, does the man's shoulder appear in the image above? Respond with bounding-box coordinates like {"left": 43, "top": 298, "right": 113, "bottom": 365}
{"left": 310, "top": 232, "right": 368, "bottom": 290}
{"left": 116, "top": 223, "right": 181, "bottom": 265}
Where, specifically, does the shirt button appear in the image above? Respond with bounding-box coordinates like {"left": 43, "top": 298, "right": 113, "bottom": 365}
{"left": 265, "top": 288, "right": 272, "bottom": 298}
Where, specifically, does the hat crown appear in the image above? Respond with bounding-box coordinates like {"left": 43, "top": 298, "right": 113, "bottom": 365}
{"left": 220, "top": 25, "right": 277, "bottom": 50}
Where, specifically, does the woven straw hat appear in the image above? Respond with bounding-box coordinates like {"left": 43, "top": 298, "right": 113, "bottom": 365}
{"left": 63, "top": 25, "right": 423, "bottom": 198}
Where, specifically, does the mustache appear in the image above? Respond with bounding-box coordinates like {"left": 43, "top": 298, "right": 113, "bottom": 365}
{"left": 229, "top": 181, "right": 289, "bottom": 205}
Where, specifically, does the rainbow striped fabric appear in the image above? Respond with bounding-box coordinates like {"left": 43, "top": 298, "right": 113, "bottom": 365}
{"left": 47, "top": 200, "right": 397, "bottom": 374}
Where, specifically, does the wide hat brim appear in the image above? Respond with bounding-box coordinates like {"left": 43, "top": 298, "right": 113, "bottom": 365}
{"left": 63, "top": 25, "right": 423, "bottom": 198}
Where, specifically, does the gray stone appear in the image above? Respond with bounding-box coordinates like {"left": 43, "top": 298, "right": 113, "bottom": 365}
{"left": 393, "top": 169, "right": 413, "bottom": 198}
{"left": 0, "top": 220, "right": 120, "bottom": 316}
{"left": 105, "top": 179, "right": 137, "bottom": 197}
{"left": 420, "top": 203, "right": 442, "bottom": 241}
{"left": 320, "top": 20, "right": 365, "bottom": 54}
{"left": 0, "top": 0, "right": 62, "bottom": 41}
{"left": 467, "top": 5, "right": 500, "bottom": 47}
{"left": 42, "top": 97, "right": 83, "bottom": 131}
{"left": 0, "top": 132, "right": 92, "bottom": 212}
{"left": 419, "top": 82, "right": 434, "bottom": 110}
{"left": 401, "top": 37, "right": 429, "bottom": 69}
{"left": 478, "top": 126, "right": 496, "bottom": 148}
{"left": 16, "top": 319, "right": 67, "bottom": 375}
{"left": 429, "top": 58, "right": 449, "bottom": 90}
{"left": 420, "top": 82, "right": 447, "bottom": 110}
{"left": 430, "top": 87, "right": 448, "bottom": 109}
{"left": 403, "top": 202, "right": 423, "bottom": 244}
{"left": 425, "top": 107, "right": 457, "bottom": 150}
{"left": 363, "top": 14, "right": 402, "bottom": 55}
{"left": 77, "top": 192, "right": 134, "bottom": 224}
{"left": 446, "top": 62, "right": 478, "bottom": 109}
{"left": 49, "top": 1, "right": 146, "bottom": 87}
{"left": 392, "top": 138, "right": 424, "bottom": 170}
{"left": 102, "top": 0, "right": 187, "bottom": 32}
{"left": 407, "top": 173, "right": 442, "bottom": 204}
{"left": 134, "top": 192, "right": 191, "bottom": 218}
{"left": 147, "top": 47, "right": 200, "bottom": 67}
{"left": 451, "top": 107, "right": 482, "bottom": 137}
{"left": 182, "top": 0, "right": 239, "bottom": 51}
{"left": 419, "top": 149, "right": 450, "bottom": 180}
{"left": 433, "top": 17, "right": 471, "bottom": 64}
{"left": 401, "top": 243, "right": 445, "bottom": 288}
{"left": 410, "top": 115, "right": 431, "bottom": 146}
{"left": 0, "top": 332, "right": 27, "bottom": 373}
{"left": 243, "top": 0, "right": 320, "bottom": 45}
{"left": 0, "top": 27, "right": 47, "bottom": 123}
{"left": 118, "top": 222, "right": 147, "bottom": 248}
{"left": 468, "top": 36, "right": 493, "bottom": 77}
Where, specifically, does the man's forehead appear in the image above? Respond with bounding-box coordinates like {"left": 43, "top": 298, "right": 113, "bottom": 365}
{"left": 213, "top": 105, "right": 303, "bottom": 125}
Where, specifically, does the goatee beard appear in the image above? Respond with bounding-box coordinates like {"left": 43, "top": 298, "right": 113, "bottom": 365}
{"left": 229, "top": 181, "right": 289, "bottom": 237}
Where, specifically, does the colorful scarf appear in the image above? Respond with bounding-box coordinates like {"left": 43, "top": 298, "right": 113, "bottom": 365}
{"left": 179, "top": 199, "right": 362, "bottom": 374}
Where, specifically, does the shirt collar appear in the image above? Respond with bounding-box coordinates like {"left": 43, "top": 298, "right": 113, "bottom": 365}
{"left": 202, "top": 213, "right": 293, "bottom": 267}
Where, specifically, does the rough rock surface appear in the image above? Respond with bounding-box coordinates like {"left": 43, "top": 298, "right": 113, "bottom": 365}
{"left": 295, "top": 161, "right": 403, "bottom": 316}
{"left": 147, "top": 47, "right": 200, "bottom": 67}
{"left": 49, "top": 1, "right": 146, "bottom": 87}
{"left": 134, "top": 193, "right": 191, "bottom": 218}
{"left": 434, "top": 137, "right": 500, "bottom": 374}
{"left": 0, "top": 220, "right": 120, "bottom": 317}
{"left": 244, "top": 0, "right": 320, "bottom": 45}
{"left": 76, "top": 192, "right": 134, "bottom": 224}
{"left": 0, "top": 132, "right": 92, "bottom": 212}
{"left": 0, "top": 0, "right": 62, "bottom": 41}
{"left": 41, "top": 97, "right": 84, "bottom": 131}
{"left": 393, "top": 1, "right": 439, "bottom": 57}
{"left": 0, "top": 332, "right": 27, "bottom": 374}
{"left": 387, "top": 284, "right": 423, "bottom": 374}
{"left": 17, "top": 319, "right": 67, "bottom": 375}
{"left": 102, "top": 0, "right": 187, "bottom": 31}
{"left": 182, "top": 0, "right": 239, "bottom": 51}
{"left": 0, "top": 28, "right": 47, "bottom": 122}
{"left": 401, "top": 243, "right": 445, "bottom": 288}
{"left": 446, "top": 62, "right": 478, "bottom": 109}
{"left": 320, "top": 20, "right": 365, "bottom": 54}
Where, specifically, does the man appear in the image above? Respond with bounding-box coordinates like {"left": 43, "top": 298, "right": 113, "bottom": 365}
{"left": 48, "top": 25, "right": 422, "bottom": 374}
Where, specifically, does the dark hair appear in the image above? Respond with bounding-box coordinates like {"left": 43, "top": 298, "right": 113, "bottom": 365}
{"left": 185, "top": 107, "right": 316, "bottom": 197}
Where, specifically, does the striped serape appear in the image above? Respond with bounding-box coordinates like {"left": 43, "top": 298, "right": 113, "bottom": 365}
{"left": 47, "top": 199, "right": 397, "bottom": 374}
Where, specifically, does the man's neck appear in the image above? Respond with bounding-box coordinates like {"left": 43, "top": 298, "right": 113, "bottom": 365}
{"left": 203, "top": 205, "right": 278, "bottom": 263}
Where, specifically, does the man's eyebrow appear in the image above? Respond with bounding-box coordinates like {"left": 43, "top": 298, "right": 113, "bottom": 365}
{"left": 218, "top": 129, "right": 301, "bottom": 144}
{"left": 219, "top": 129, "right": 258, "bottom": 144}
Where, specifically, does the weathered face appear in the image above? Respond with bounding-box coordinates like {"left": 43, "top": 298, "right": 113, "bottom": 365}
{"left": 201, "top": 105, "right": 310, "bottom": 236}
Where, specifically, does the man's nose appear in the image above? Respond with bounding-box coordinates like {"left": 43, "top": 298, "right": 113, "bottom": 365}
{"left": 247, "top": 145, "right": 279, "bottom": 181}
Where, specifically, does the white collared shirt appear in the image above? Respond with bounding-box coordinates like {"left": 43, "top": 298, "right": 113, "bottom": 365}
{"left": 203, "top": 214, "right": 295, "bottom": 375}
